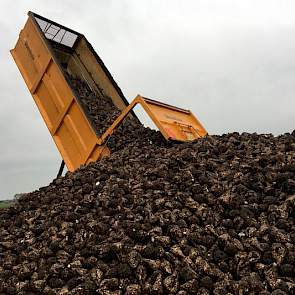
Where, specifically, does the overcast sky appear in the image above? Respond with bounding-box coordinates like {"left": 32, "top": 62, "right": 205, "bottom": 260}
{"left": 0, "top": 0, "right": 294, "bottom": 200}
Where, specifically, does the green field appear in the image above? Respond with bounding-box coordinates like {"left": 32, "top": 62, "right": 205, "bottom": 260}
{"left": 0, "top": 201, "right": 13, "bottom": 208}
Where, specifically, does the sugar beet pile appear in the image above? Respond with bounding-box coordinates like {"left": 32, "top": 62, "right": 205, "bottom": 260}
{"left": 1, "top": 78, "right": 295, "bottom": 295}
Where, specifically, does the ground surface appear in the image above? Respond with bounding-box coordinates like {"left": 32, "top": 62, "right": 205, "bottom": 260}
{"left": 0, "top": 200, "right": 13, "bottom": 209}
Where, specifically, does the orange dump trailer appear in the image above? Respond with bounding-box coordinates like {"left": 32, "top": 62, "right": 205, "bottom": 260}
{"left": 11, "top": 12, "right": 207, "bottom": 172}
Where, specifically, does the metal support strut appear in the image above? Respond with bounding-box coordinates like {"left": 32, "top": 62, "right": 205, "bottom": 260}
{"left": 56, "top": 160, "right": 65, "bottom": 178}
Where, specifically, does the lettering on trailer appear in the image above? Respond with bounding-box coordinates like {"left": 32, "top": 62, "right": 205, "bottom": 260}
{"left": 165, "top": 114, "right": 183, "bottom": 122}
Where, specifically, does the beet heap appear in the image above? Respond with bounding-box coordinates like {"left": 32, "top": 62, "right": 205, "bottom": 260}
{"left": 1, "top": 78, "right": 295, "bottom": 294}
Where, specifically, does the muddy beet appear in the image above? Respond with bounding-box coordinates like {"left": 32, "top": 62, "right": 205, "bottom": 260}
{"left": 0, "top": 75, "right": 294, "bottom": 294}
